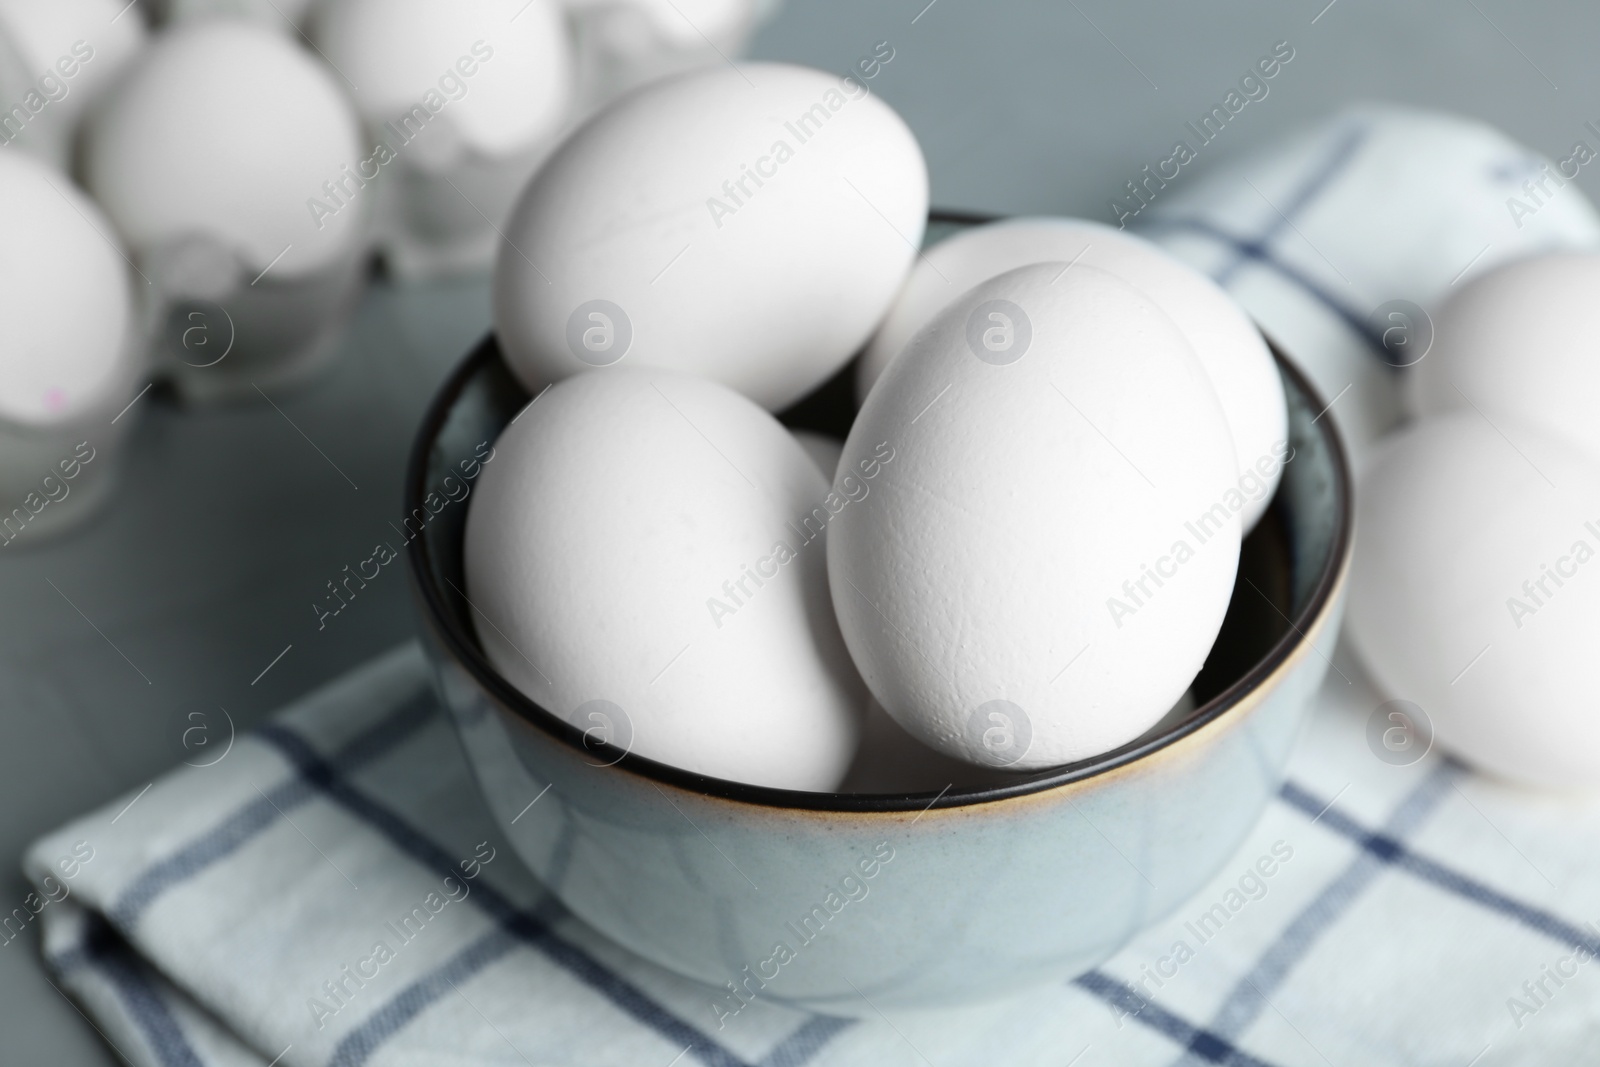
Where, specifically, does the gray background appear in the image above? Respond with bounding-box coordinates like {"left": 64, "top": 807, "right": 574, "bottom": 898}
{"left": 3, "top": 0, "right": 1596, "bottom": 1060}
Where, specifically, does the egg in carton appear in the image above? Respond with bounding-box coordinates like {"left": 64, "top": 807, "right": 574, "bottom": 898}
{"left": 1135, "top": 103, "right": 1600, "bottom": 470}
{"left": 0, "top": 0, "right": 146, "bottom": 170}
{"left": 80, "top": 21, "right": 369, "bottom": 403}
{"left": 0, "top": 151, "right": 143, "bottom": 546}
{"left": 561, "top": 0, "right": 777, "bottom": 117}
{"left": 310, "top": 0, "right": 574, "bottom": 279}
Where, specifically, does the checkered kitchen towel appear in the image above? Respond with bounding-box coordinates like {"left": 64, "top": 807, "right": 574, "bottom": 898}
{"left": 22, "top": 639, "right": 1600, "bottom": 1067}
{"left": 1137, "top": 102, "right": 1600, "bottom": 466}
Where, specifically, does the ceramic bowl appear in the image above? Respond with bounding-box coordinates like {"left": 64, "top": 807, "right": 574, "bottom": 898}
{"left": 404, "top": 213, "right": 1352, "bottom": 1015}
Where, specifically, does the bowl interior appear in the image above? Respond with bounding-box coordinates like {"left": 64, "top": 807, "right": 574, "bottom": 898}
{"left": 405, "top": 216, "right": 1350, "bottom": 812}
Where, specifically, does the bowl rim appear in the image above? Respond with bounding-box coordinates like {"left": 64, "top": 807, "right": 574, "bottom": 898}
{"left": 404, "top": 210, "right": 1353, "bottom": 814}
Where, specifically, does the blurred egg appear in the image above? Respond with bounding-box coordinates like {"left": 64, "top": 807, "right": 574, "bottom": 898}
{"left": 494, "top": 61, "right": 927, "bottom": 411}
{"left": 0, "top": 0, "right": 146, "bottom": 168}
{"left": 312, "top": 0, "right": 574, "bottom": 277}
{"left": 0, "top": 150, "right": 141, "bottom": 540}
{"left": 791, "top": 429, "right": 843, "bottom": 479}
{"left": 857, "top": 217, "right": 1287, "bottom": 531}
{"left": 563, "top": 0, "right": 763, "bottom": 111}
{"left": 1142, "top": 104, "right": 1600, "bottom": 469}
{"left": 465, "top": 368, "right": 865, "bottom": 791}
{"left": 83, "top": 21, "right": 365, "bottom": 278}
{"left": 1348, "top": 412, "right": 1600, "bottom": 788}
{"left": 829, "top": 263, "right": 1240, "bottom": 771}
{"left": 0, "top": 152, "right": 137, "bottom": 426}
{"left": 81, "top": 22, "right": 368, "bottom": 398}
{"left": 1410, "top": 252, "right": 1600, "bottom": 466}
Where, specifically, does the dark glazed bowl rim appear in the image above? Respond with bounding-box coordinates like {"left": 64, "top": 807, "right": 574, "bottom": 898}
{"left": 405, "top": 210, "right": 1354, "bottom": 814}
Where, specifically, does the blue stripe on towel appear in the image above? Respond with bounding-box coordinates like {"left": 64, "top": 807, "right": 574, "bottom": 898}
{"left": 255, "top": 721, "right": 770, "bottom": 1067}
{"left": 327, "top": 927, "right": 855, "bottom": 1067}
{"left": 328, "top": 928, "right": 522, "bottom": 1067}
{"left": 109, "top": 688, "right": 437, "bottom": 929}
{"left": 1280, "top": 778, "right": 1600, "bottom": 955}
{"left": 1165, "top": 764, "right": 1457, "bottom": 1067}
{"left": 56, "top": 915, "right": 206, "bottom": 1067}
{"left": 1073, "top": 970, "right": 1286, "bottom": 1067}
{"left": 1211, "top": 121, "right": 1369, "bottom": 288}
{"left": 1145, "top": 218, "right": 1384, "bottom": 353}
{"left": 108, "top": 776, "right": 315, "bottom": 930}
{"left": 758, "top": 1017, "right": 856, "bottom": 1067}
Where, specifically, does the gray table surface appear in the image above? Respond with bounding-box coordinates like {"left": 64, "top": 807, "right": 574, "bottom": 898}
{"left": 6, "top": 1, "right": 1598, "bottom": 1060}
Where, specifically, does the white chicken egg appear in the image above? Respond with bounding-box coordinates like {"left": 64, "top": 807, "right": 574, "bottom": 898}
{"left": 1141, "top": 104, "right": 1600, "bottom": 470}
{"left": 0, "top": 150, "right": 141, "bottom": 541}
{"left": 829, "top": 263, "right": 1240, "bottom": 771}
{"left": 312, "top": 0, "right": 574, "bottom": 278}
{"left": 0, "top": 152, "right": 136, "bottom": 427}
{"left": 81, "top": 21, "right": 369, "bottom": 398}
{"left": 1348, "top": 412, "right": 1600, "bottom": 788}
{"left": 856, "top": 217, "right": 1286, "bottom": 532}
{"left": 494, "top": 61, "right": 928, "bottom": 412}
{"left": 1409, "top": 252, "right": 1600, "bottom": 467}
{"left": 0, "top": 0, "right": 146, "bottom": 169}
{"left": 82, "top": 22, "right": 365, "bottom": 278}
{"left": 465, "top": 368, "right": 865, "bottom": 791}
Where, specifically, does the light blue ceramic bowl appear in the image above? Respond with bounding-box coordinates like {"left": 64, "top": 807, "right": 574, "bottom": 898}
{"left": 405, "top": 213, "right": 1352, "bottom": 1014}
